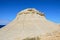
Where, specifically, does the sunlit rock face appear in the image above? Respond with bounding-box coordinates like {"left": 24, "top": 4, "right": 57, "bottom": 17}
{"left": 0, "top": 8, "right": 60, "bottom": 40}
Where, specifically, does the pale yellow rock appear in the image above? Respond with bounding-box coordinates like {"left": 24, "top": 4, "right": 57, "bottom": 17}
{"left": 0, "top": 8, "right": 60, "bottom": 40}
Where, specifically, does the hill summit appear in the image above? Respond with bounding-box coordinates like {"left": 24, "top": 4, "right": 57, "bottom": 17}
{"left": 0, "top": 8, "right": 60, "bottom": 40}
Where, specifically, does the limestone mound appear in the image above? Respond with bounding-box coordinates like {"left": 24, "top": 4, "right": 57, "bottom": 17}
{"left": 0, "top": 8, "right": 60, "bottom": 40}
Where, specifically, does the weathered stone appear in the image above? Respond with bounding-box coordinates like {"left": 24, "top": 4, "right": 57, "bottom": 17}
{"left": 0, "top": 8, "right": 60, "bottom": 40}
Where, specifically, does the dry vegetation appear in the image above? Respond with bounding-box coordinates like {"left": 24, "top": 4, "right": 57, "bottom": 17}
{"left": 23, "top": 37, "right": 40, "bottom": 40}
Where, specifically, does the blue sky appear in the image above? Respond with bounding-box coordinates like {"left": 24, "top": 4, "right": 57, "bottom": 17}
{"left": 0, "top": 0, "right": 60, "bottom": 25}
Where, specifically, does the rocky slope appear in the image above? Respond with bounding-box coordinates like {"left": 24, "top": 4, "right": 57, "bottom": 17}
{"left": 0, "top": 8, "right": 60, "bottom": 40}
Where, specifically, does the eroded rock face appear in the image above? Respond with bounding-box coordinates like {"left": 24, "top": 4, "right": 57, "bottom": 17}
{"left": 0, "top": 8, "right": 60, "bottom": 40}
{"left": 17, "top": 8, "right": 44, "bottom": 18}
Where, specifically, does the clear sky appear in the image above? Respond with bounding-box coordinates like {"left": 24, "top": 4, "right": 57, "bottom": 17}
{"left": 0, "top": 0, "right": 60, "bottom": 25}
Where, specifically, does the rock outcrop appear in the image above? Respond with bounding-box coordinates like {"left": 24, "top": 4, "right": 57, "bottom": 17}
{"left": 0, "top": 8, "right": 60, "bottom": 40}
